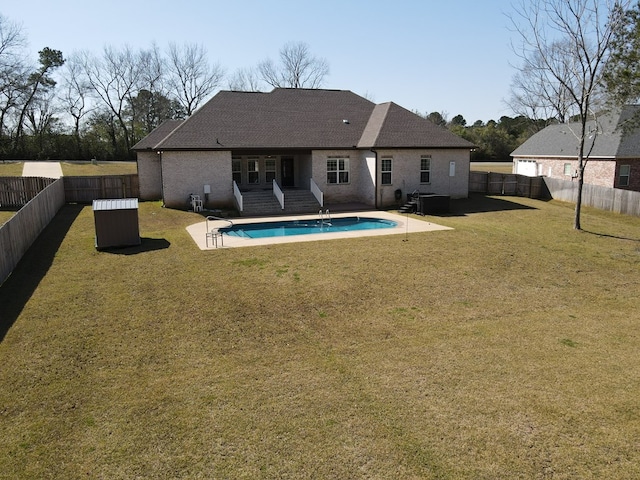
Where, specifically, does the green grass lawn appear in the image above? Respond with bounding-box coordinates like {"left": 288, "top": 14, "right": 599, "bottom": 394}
{"left": 60, "top": 161, "right": 137, "bottom": 176}
{"left": 0, "top": 161, "right": 137, "bottom": 176}
{"left": 0, "top": 211, "right": 16, "bottom": 226}
{"left": 0, "top": 161, "right": 24, "bottom": 176}
{"left": 1, "top": 196, "right": 639, "bottom": 479}
{"left": 470, "top": 162, "right": 514, "bottom": 174}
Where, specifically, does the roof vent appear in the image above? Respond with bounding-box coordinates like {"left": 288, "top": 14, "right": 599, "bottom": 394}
{"left": 343, "top": 119, "right": 350, "bottom": 124}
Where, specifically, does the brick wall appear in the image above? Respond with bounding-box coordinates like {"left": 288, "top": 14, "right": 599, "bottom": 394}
{"left": 137, "top": 151, "right": 162, "bottom": 200}
{"left": 161, "top": 151, "right": 232, "bottom": 209}
{"left": 311, "top": 148, "right": 470, "bottom": 208}
{"left": 615, "top": 159, "right": 640, "bottom": 191}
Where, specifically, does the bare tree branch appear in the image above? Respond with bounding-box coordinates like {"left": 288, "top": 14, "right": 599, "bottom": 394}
{"left": 228, "top": 67, "right": 262, "bottom": 92}
{"left": 258, "top": 41, "right": 329, "bottom": 89}
{"left": 508, "top": 0, "right": 629, "bottom": 229}
{"left": 167, "top": 42, "right": 223, "bottom": 116}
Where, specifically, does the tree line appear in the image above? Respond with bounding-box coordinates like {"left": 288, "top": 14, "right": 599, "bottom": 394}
{"left": 420, "top": 111, "right": 548, "bottom": 161}
{"left": 0, "top": 13, "right": 330, "bottom": 161}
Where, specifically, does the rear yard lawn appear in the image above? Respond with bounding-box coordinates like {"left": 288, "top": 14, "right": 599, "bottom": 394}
{"left": 1, "top": 196, "right": 639, "bottom": 479}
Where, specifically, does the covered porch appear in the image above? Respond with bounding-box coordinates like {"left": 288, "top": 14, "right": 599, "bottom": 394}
{"left": 231, "top": 151, "right": 325, "bottom": 215}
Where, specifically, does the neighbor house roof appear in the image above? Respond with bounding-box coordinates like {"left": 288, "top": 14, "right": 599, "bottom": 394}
{"left": 133, "top": 88, "right": 474, "bottom": 151}
{"left": 511, "top": 105, "right": 640, "bottom": 159}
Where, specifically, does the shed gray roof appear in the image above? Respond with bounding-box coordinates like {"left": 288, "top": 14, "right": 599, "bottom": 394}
{"left": 134, "top": 88, "right": 474, "bottom": 151}
{"left": 93, "top": 198, "right": 139, "bottom": 211}
{"left": 511, "top": 105, "right": 640, "bottom": 159}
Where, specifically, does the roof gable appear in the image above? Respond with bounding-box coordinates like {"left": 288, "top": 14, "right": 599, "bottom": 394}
{"left": 362, "top": 102, "right": 475, "bottom": 149}
{"left": 132, "top": 119, "right": 183, "bottom": 150}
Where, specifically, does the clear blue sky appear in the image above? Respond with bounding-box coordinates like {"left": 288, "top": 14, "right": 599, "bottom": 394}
{"left": 3, "top": 0, "right": 520, "bottom": 123}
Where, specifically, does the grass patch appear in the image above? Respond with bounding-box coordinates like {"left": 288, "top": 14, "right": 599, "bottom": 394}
{"left": 0, "top": 210, "right": 16, "bottom": 226}
{"left": 0, "top": 161, "right": 24, "bottom": 176}
{"left": 470, "top": 162, "right": 514, "bottom": 174}
{"left": 0, "top": 161, "right": 137, "bottom": 177}
{"left": 1, "top": 196, "right": 639, "bottom": 478}
{"left": 60, "top": 161, "right": 137, "bottom": 176}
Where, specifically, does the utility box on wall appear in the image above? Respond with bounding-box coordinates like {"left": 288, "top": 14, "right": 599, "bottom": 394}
{"left": 93, "top": 198, "right": 141, "bottom": 249}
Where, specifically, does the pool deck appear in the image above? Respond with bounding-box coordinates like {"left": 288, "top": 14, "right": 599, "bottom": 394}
{"left": 186, "top": 210, "right": 452, "bottom": 249}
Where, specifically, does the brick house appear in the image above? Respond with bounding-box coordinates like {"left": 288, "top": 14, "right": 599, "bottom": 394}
{"left": 133, "top": 88, "right": 474, "bottom": 213}
{"left": 512, "top": 106, "right": 640, "bottom": 192}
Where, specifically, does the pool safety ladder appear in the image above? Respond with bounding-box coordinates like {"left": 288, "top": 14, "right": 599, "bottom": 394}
{"left": 319, "top": 209, "right": 332, "bottom": 226}
{"left": 205, "top": 215, "right": 233, "bottom": 248}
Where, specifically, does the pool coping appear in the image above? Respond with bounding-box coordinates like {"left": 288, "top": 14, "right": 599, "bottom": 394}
{"left": 186, "top": 210, "right": 452, "bottom": 249}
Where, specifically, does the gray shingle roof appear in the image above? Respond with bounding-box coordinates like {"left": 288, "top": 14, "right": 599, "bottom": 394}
{"left": 511, "top": 105, "right": 640, "bottom": 159}
{"left": 135, "top": 88, "right": 474, "bottom": 151}
{"left": 361, "top": 102, "right": 475, "bottom": 149}
{"left": 132, "top": 119, "right": 183, "bottom": 150}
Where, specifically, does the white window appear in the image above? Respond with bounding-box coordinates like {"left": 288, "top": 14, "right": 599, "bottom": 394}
{"left": 327, "top": 157, "right": 349, "bottom": 184}
{"left": 247, "top": 157, "right": 259, "bottom": 184}
{"left": 420, "top": 156, "right": 431, "bottom": 183}
{"left": 232, "top": 158, "right": 242, "bottom": 184}
{"left": 619, "top": 165, "right": 630, "bottom": 187}
{"left": 265, "top": 157, "right": 276, "bottom": 183}
{"left": 381, "top": 157, "right": 392, "bottom": 185}
{"left": 563, "top": 163, "right": 573, "bottom": 176}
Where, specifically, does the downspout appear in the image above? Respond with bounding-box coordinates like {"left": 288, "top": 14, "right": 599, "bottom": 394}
{"left": 371, "top": 149, "right": 379, "bottom": 209}
{"left": 157, "top": 150, "right": 165, "bottom": 207}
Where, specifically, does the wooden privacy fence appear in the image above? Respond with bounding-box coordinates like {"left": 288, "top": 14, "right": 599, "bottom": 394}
{"left": 64, "top": 175, "right": 139, "bottom": 203}
{"left": 0, "top": 177, "right": 57, "bottom": 208}
{"left": 470, "top": 171, "right": 640, "bottom": 217}
{"left": 543, "top": 177, "right": 640, "bottom": 217}
{"left": 0, "top": 178, "right": 65, "bottom": 285}
{"left": 469, "top": 171, "right": 549, "bottom": 199}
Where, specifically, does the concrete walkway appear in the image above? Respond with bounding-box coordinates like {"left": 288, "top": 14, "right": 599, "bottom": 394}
{"left": 22, "top": 161, "right": 63, "bottom": 178}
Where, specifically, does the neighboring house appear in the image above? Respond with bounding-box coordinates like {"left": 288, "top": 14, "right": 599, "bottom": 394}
{"left": 511, "top": 105, "right": 640, "bottom": 192}
{"left": 133, "top": 88, "right": 475, "bottom": 212}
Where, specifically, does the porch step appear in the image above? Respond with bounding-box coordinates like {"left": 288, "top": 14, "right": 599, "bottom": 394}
{"left": 398, "top": 201, "right": 417, "bottom": 214}
{"left": 240, "top": 190, "right": 321, "bottom": 216}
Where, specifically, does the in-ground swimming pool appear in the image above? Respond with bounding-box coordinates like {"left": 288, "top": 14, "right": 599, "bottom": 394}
{"left": 220, "top": 216, "right": 398, "bottom": 239}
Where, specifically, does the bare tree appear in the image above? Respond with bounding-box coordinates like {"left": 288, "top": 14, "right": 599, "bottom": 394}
{"left": 509, "top": 0, "right": 629, "bottom": 230}
{"left": 139, "top": 43, "right": 166, "bottom": 97}
{"left": 80, "top": 45, "right": 143, "bottom": 153}
{"left": 508, "top": 43, "right": 574, "bottom": 125}
{"left": 258, "top": 41, "right": 329, "bottom": 89}
{"left": 59, "top": 53, "right": 94, "bottom": 156}
{"left": 0, "top": 14, "right": 28, "bottom": 140}
{"left": 228, "top": 67, "right": 262, "bottom": 92}
{"left": 166, "top": 42, "right": 223, "bottom": 116}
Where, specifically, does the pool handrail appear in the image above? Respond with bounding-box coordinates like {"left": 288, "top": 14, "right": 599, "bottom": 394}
{"left": 206, "top": 215, "right": 233, "bottom": 232}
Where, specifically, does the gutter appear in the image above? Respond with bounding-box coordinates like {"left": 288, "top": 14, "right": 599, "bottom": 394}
{"left": 371, "top": 149, "right": 379, "bottom": 209}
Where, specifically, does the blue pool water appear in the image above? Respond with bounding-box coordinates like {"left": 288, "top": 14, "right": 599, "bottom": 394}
{"left": 220, "top": 216, "right": 397, "bottom": 239}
